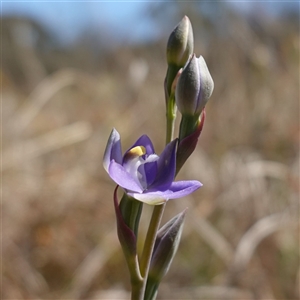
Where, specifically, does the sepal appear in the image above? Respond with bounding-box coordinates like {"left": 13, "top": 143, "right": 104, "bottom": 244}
{"left": 113, "top": 186, "right": 142, "bottom": 282}
{"left": 119, "top": 192, "right": 143, "bottom": 237}
{"left": 176, "top": 109, "right": 205, "bottom": 174}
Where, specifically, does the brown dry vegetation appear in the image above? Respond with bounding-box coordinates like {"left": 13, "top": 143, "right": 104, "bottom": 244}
{"left": 2, "top": 3, "right": 299, "bottom": 300}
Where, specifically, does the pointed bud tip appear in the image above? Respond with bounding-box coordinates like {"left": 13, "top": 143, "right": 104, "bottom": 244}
{"left": 166, "top": 16, "right": 194, "bottom": 68}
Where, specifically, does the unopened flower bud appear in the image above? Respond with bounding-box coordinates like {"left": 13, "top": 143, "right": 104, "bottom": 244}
{"left": 167, "top": 16, "right": 194, "bottom": 68}
{"left": 176, "top": 54, "right": 214, "bottom": 116}
{"left": 165, "top": 16, "right": 194, "bottom": 100}
{"left": 148, "top": 210, "right": 186, "bottom": 282}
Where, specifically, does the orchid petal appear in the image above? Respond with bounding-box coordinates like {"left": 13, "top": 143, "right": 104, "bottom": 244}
{"left": 139, "top": 154, "right": 159, "bottom": 187}
{"left": 127, "top": 191, "right": 167, "bottom": 205}
{"left": 103, "top": 128, "right": 122, "bottom": 173}
{"left": 109, "top": 160, "right": 143, "bottom": 193}
{"left": 129, "top": 180, "right": 202, "bottom": 205}
{"left": 126, "top": 135, "right": 155, "bottom": 156}
{"left": 150, "top": 139, "right": 177, "bottom": 190}
{"left": 103, "top": 129, "right": 202, "bottom": 206}
{"left": 164, "top": 180, "right": 202, "bottom": 198}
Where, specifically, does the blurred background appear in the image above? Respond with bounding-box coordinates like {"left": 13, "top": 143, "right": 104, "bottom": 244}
{"left": 2, "top": 1, "right": 299, "bottom": 299}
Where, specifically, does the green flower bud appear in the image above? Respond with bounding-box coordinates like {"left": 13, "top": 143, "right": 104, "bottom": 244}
{"left": 165, "top": 16, "right": 194, "bottom": 102}
{"left": 167, "top": 16, "right": 194, "bottom": 68}
{"left": 176, "top": 54, "right": 214, "bottom": 116}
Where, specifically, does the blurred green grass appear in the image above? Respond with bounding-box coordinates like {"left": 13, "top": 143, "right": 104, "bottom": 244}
{"left": 2, "top": 4, "right": 299, "bottom": 300}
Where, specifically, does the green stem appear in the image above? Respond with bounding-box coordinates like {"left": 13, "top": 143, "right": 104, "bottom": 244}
{"left": 165, "top": 64, "right": 180, "bottom": 100}
{"left": 138, "top": 93, "right": 176, "bottom": 299}
{"left": 131, "top": 276, "right": 144, "bottom": 300}
{"left": 139, "top": 203, "right": 165, "bottom": 299}
{"left": 165, "top": 94, "right": 177, "bottom": 144}
{"left": 140, "top": 204, "right": 166, "bottom": 278}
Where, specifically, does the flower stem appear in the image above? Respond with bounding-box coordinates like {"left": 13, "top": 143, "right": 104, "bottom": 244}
{"left": 139, "top": 93, "right": 176, "bottom": 299}
{"left": 131, "top": 277, "right": 145, "bottom": 300}
{"left": 165, "top": 94, "right": 177, "bottom": 145}
{"left": 140, "top": 204, "right": 165, "bottom": 279}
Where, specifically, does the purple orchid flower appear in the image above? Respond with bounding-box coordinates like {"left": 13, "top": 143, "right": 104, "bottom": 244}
{"left": 103, "top": 128, "right": 202, "bottom": 205}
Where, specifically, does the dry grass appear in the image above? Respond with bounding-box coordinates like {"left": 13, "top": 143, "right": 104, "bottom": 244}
{"left": 2, "top": 7, "right": 299, "bottom": 300}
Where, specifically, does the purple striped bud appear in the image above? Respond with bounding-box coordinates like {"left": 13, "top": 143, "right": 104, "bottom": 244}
{"left": 176, "top": 54, "right": 214, "bottom": 116}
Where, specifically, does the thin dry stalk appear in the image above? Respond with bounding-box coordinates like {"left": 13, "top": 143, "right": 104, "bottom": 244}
{"left": 190, "top": 213, "right": 234, "bottom": 266}
{"left": 230, "top": 211, "right": 295, "bottom": 275}
{"left": 2, "top": 121, "right": 92, "bottom": 170}
{"left": 4, "top": 242, "right": 48, "bottom": 295}
{"left": 66, "top": 230, "right": 118, "bottom": 299}
{"left": 9, "top": 69, "right": 98, "bottom": 133}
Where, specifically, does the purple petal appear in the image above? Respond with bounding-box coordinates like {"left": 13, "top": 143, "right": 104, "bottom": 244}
{"left": 138, "top": 154, "right": 159, "bottom": 187}
{"left": 150, "top": 139, "right": 177, "bottom": 190}
{"left": 164, "top": 180, "right": 202, "bottom": 198}
{"left": 128, "top": 180, "right": 202, "bottom": 205}
{"left": 142, "top": 160, "right": 157, "bottom": 187}
{"left": 109, "top": 160, "right": 143, "bottom": 193}
{"left": 103, "top": 128, "right": 122, "bottom": 172}
{"left": 125, "top": 135, "right": 155, "bottom": 157}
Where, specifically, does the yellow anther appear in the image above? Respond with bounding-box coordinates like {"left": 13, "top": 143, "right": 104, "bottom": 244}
{"left": 127, "top": 146, "right": 146, "bottom": 157}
